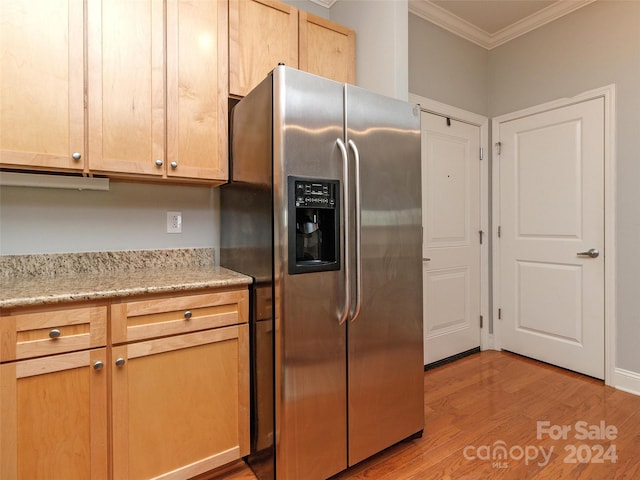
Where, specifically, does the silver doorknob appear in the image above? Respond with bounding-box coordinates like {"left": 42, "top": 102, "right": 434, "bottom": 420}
{"left": 115, "top": 357, "right": 126, "bottom": 367}
{"left": 49, "top": 328, "right": 61, "bottom": 339}
{"left": 184, "top": 310, "right": 192, "bottom": 319}
{"left": 155, "top": 159, "right": 163, "bottom": 167}
{"left": 72, "top": 152, "right": 82, "bottom": 161}
{"left": 577, "top": 248, "right": 599, "bottom": 258}
{"left": 93, "top": 361, "right": 104, "bottom": 371}
{"left": 170, "top": 161, "right": 178, "bottom": 169}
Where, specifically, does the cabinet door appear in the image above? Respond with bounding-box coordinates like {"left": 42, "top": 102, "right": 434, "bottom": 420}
{"left": 0, "top": 0, "right": 85, "bottom": 171}
{"left": 112, "top": 325, "right": 249, "bottom": 480}
{"left": 299, "top": 11, "right": 355, "bottom": 85}
{"left": 87, "top": 0, "right": 165, "bottom": 176}
{"left": 229, "top": 0, "right": 298, "bottom": 97}
{"left": 0, "top": 349, "right": 108, "bottom": 480}
{"left": 166, "top": 0, "right": 228, "bottom": 182}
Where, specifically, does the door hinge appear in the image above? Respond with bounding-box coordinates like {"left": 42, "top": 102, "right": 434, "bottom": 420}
{"left": 480, "top": 315, "right": 484, "bottom": 328}
{"left": 497, "top": 226, "right": 501, "bottom": 238}
{"left": 498, "top": 308, "right": 502, "bottom": 320}
{"left": 480, "top": 147, "right": 484, "bottom": 160}
{"left": 479, "top": 230, "right": 484, "bottom": 244}
{"left": 496, "top": 141, "right": 502, "bottom": 155}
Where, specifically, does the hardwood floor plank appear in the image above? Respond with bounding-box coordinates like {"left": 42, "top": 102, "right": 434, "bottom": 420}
{"left": 204, "top": 351, "right": 640, "bottom": 479}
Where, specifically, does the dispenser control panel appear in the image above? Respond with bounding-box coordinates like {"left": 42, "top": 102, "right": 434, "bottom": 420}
{"left": 288, "top": 176, "right": 340, "bottom": 275}
{"left": 294, "top": 181, "right": 337, "bottom": 208}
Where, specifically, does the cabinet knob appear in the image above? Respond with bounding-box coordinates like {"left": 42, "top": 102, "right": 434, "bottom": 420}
{"left": 93, "top": 361, "right": 104, "bottom": 371}
{"left": 155, "top": 159, "right": 164, "bottom": 167}
{"left": 72, "top": 152, "right": 82, "bottom": 161}
{"left": 170, "top": 161, "right": 178, "bottom": 169}
{"left": 49, "top": 328, "right": 61, "bottom": 339}
{"left": 115, "top": 357, "right": 126, "bottom": 367}
{"left": 184, "top": 310, "right": 192, "bottom": 320}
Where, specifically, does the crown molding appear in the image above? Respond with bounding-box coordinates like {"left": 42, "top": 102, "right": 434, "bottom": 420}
{"left": 409, "top": 0, "right": 596, "bottom": 50}
{"left": 308, "top": 0, "right": 337, "bottom": 8}
{"left": 409, "top": 0, "right": 489, "bottom": 48}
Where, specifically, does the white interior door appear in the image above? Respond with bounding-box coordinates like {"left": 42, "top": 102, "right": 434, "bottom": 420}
{"left": 496, "top": 97, "right": 605, "bottom": 379}
{"left": 422, "top": 112, "right": 481, "bottom": 365}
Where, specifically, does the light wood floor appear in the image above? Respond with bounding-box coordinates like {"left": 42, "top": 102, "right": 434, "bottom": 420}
{"left": 206, "top": 351, "right": 640, "bottom": 479}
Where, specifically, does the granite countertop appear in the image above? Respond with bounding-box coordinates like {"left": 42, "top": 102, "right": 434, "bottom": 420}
{"left": 0, "top": 248, "right": 252, "bottom": 309}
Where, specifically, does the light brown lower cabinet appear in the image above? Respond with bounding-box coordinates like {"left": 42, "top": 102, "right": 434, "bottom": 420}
{"left": 111, "top": 325, "right": 249, "bottom": 480}
{"left": 0, "top": 287, "right": 249, "bottom": 480}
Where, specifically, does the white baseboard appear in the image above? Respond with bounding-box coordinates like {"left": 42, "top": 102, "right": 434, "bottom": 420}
{"left": 613, "top": 368, "right": 640, "bottom": 396}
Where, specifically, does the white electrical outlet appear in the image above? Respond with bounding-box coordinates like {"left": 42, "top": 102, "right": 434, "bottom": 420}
{"left": 167, "top": 211, "right": 182, "bottom": 233}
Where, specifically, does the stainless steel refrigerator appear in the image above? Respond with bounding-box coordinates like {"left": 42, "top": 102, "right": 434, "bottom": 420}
{"left": 220, "top": 66, "right": 423, "bottom": 480}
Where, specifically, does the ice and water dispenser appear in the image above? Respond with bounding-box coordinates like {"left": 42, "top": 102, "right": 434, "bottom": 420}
{"left": 288, "top": 177, "right": 340, "bottom": 274}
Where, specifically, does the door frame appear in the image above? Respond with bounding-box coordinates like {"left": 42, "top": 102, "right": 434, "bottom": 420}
{"left": 491, "top": 84, "right": 616, "bottom": 386}
{"left": 409, "top": 94, "right": 491, "bottom": 353}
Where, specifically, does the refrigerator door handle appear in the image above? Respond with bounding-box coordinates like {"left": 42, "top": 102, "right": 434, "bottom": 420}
{"left": 336, "top": 138, "right": 350, "bottom": 325}
{"left": 348, "top": 139, "right": 363, "bottom": 322}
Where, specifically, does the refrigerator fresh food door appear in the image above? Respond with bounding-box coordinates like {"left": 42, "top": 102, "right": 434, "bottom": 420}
{"left": 273, "top": 67, "right": 348, "bottom": 480}
{"left": 345, "top": 85, "right": 424, "bottom": 466}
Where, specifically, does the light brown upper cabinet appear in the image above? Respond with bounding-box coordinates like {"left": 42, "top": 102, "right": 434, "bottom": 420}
{"left": 87, "top": 0, "right": 228, "bottom": 183}
{"left": 229, "top": 0, "right": 299, "bottom": 98}
{"left": 166, "top": 0, "right": 228, "bottom": 182}
{"left": 299, "top": 11, "right": 355, "bottom": 85}
{"left": 229, "top": 0, "right": 355, "bottom": 98}
{"left": 0, "top": 0, "right": 86, "bottom": 172}
{"left": 1, "top": 0, "right": 353, "bottom": 183}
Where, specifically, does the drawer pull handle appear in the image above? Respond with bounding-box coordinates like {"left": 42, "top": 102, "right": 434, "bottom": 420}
{"left": 93, "top": 361, "right": 104, "bottom": 371}
{"left": 184, "top": 310, "right": 193, "bottom": 320}
{"left": 49, "top": 329, "right": 62, "bottom": 339}
{"left": 115, "top": 358, "right": 126, "bottom": 367}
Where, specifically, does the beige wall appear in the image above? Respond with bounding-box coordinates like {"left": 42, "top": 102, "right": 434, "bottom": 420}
{"left": 0, "top": 182, "right": 218, "bottom": 255}
{"left": 408, "top": 13, "right": 488, "bottom": 115}
{"left": 332, "top": 0, "right": 409, "bottom": 100}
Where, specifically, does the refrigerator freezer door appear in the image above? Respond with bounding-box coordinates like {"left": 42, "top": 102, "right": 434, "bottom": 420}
{"left": 345, "top": 85, "right": 424, "bottom": 466}
{"left": 272, "top": 67, "right": 348, "bottom": 480}
{"left": 221, "top": 67, "right": 275, "bottom": 479}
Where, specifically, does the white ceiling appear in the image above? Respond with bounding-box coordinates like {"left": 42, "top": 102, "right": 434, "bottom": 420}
{"left": 409, "top": 0, "right": 596, "bottom": 49}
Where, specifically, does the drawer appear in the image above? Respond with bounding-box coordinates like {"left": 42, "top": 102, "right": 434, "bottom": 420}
{"left": 0, "top": 305, "right": 107, "bottom": 362}
{"left": 111, "top": 289, "right": 249, "bottom": 344}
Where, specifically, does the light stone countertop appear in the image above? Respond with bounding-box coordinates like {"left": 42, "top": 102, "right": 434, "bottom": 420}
{"left": 0, "top": 249, "right": 252, "bottom": 309}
